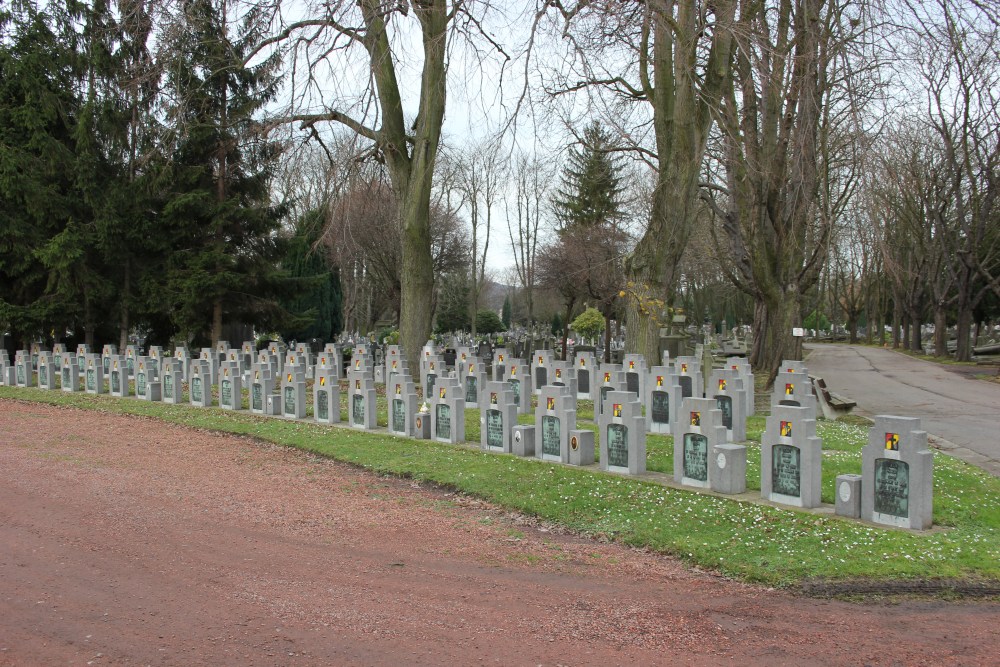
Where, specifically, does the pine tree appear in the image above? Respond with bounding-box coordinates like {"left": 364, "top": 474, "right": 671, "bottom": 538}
{"left": 155, "top": 0, "right": 288, "bottom": 345}
{"left": 551, "top": 122, "right": 626, "bottom": 231}
{"left": 278, "top": 209, "right": 344, "bottom": 342}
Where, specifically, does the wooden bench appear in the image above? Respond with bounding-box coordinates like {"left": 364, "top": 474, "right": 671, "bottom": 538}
{"left": 810, "top": 375, "right": 856, "bottom": 420}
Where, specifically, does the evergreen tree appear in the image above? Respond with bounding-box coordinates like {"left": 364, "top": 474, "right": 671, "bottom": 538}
{"left": 278, "top": 209, "right": 344, "bottom": 341}
{"left": 551, "top": 122, "right": 626, "bottom": 230}
{"left": 501, "top": 295, "right": 511, "bottom": 328}
{"left": 155, "top": 0, "right": 287, "bottom": 344}
{"left": 435, "top": 271, "right": 471, "bottom": 333}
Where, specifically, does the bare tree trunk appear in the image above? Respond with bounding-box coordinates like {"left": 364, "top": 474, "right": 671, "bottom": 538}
{"left": 933, "top": 303, "right": 948, "bottom": 357}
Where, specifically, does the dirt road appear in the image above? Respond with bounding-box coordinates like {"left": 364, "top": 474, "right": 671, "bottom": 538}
{"left": 1, "top": 400, "right": 997, "bottom": 666}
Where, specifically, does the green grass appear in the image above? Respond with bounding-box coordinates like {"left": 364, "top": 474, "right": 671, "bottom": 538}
{"left": 3, "top": 383, "right": 999, "bottom": 590}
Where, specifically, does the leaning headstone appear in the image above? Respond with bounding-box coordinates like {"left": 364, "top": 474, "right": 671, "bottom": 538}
{"left": 709, "top": 370, "right": 748, "bottom": 442}
{"left": 771, "top": 371, "right": 817, "bottom": 414}
{"left": 645, "top": 367, "right": 680, "bottom": 434}
{"left": 673, "top": 397, "right": 726, "bottom": 489}
{"left": 348, "top": 372, "right": 378, "bottom": 430}
{"left": 188, "top": 360, "right": 212, "bottom": 407}
{"left": 462, "top": 360, "right": 487, "bottom": 408}
{"left": 430, "top": 377, "right": 465, "bottom": 443}
{"left": 761, "top": 405, "right": 822, "bottom": 508}
{"left": 313, "top": 368, "right": 341, "bottom": 424}
{"left": 504, "top": 359, "right": 532, "bottom": 414}
{"left": 598, "top": 390, "right": 646, "bottom": 474}
{"left": 480, "top": 381, "right": 517, "bottom": 453}
{"left": 84, "top": 354, "right": 105, "bottom": 394}
{"left": 534, "top": 386, "right": 579, "bottom": 464}
{"left": 861, "top": 416, "right": 933, "bottom": 530}
{"left": 218, "top": 363, "right": 242, "bottom": 410}
{"left": 281, "top": 368, "right": 307, "bottom": 419}
{"left": 388, "top": 375, "right": 418, "bottom": 436}
{"left": 109, "top": 356, "right": 130, "bottom": 398}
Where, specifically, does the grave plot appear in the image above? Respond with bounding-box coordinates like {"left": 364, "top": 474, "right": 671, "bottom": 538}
{"left": 673, "top": 397, "right": 727, "bottom": 489}
{"left": 348, "top": 372, "right": 378, "bottom": 430}
{"left": 645, "top": 367, "right": 683, "bottom": 435}
{"left": 761, "top": 405, "right": 823, "bottom": 508}
{"left": 598, "top": 390, "right": 646, "bottom": 474}
{"left": 313, "top": 369, "right": 340, "bottom": 424}
{"left": 218, "top": 364, "right": 242, "bottom": 410}
{"left": 480, "top": 381, "right": 517, "bottom": 453}
{"left": 388, "top": 375, "right": 418, "bottom": 436}
{"left": 861, "top": 416, "right": 934, "bottom": 530}
{"left": 430, "top": 377, "right": 465, "bottom": 444}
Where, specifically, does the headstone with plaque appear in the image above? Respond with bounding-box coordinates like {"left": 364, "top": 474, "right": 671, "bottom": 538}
{"left": 348, "top": 371, "right": 378, "bottom": 430}
{"left": 422, "top": 356, "right": 445, "bottom": 399}
{"left": 160, "top": 358, "right": 183, "bottom": 403}
{"left": 780, "top": 359, "right": 808, "bottom": 375}
{"left": 248, "top": 364, "right": 275, "bottom": 415}
{"left": 761, "top": 405, "right": 822, "bottom": 508}
{"left": 317, "top": 348, "right": 344, "bottom": 379}
{"left": 350, "top": 345, "right": 374, "bottom": 377}
{"left": 173, "top": 346, "right": 192, "bottom": 381}
{"left": 52, "top": 343, "right": 66, "bottom": 373}
{"left": 504, "top": 359, "right": 532, "bottom": 414}
{"left": 861, "top": 415, "right": 933, "bottom": 530}
{"left": 134, "top": 357, "right": 154, "bottom": 400}
{"left": 188, "top": 359, "right": 211, "bottom": 407}
{"left": 645, "top": 366, "right": 684, "bottom": 434}
{"left": 622, "top": 354, "right": 647, "bottom": 399}
{"left": 37, "top": 352, "right": 55, "bottom": 390}
{"left": 455, "top": 346, "right": 479, "bottom": 373}
{"left": 218, "top": 363, "right": 243, "bottom": 410}
{"left": 101, "top": 344, "right": 117, "bottom": 376}
{"left": 725, "top": 357, "right": 755, "bottom": 416}
{"left": 708, "top": 369, "right": 748, "bottom": 442}
{"left": 492, "top": 348, "right": 510, "bottom": 382}
{"left": 771, "top": 371, "right": 818, "bottom": 414}
{"left": 109, "top": 355, "right": 130, "bottom": 398}
{"left": 673, "top": 397, "right": 726, "bottom": 489}
{"left": 595, "top": 366, "right": 625, "bottom": 418}
{"left": 672, "top": 357, "right": 703, "bottom": 399}
{"left": 29, "top": 342, "right": 42, "bottom": 371}
{"left": 480, "top": 380, "right": 517, "bottom": 453}
{"left": 573, "top": 350, "right": 597, "bottom": 401}
{"left": 83, "top": 354, "right": 105, "bottom": 394}
{"left": 15, "top": 351, "right": 33, "bottom": 388}
{"left": 199, "top": 348, "right": 220, "bottom": 386}
{"left": 124, "top": 345, "right": 139, "bottom": 378}
{"left": 0, "top": 351, "right": 13, "bottom": 386}
{"left": 430, "top": 376, "right": 465, "bottom": 443}
{"left": 241, "top": 341, "right": 257, "bottom": 371}
{"left": 549, "top": 361, "right": 578, "bottom": 398}
{"left": 281, "top": 368, "right": 307, "bottom": 419}
{"left": 60, "top": 357, "right": 81, "bottom": 392}
{"left": 387, "top": 374, "right": 418, "bottom": 436}
{"left": 313, "top": 368, "right": 341, "bottom": 424}
{"left": 462, "top": 360, "right": 488, "bottom": 408}
{"left": 598, "top": 390, "right": 646, "bottom": 474}
{"left": 75, "top": 344, "right": 92, "bottom": 377}
{"left": 531, "top": 350, "right": 555, "bottom": 395}
{"left": 534, "top": 386, "right": 577, "bottom": 464}
{"left": 146, "top": 346, "right": 164, "bottom": 376}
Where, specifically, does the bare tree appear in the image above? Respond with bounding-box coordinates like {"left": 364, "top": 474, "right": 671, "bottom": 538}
{"left": 505, "top": 151, "right": 552, "bottom": 329}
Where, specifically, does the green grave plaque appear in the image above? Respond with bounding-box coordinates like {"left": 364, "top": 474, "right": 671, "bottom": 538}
{"left": 509, "top": 379, "right": 520, "bottom": 406}
{"left": 874, "top": 458, "right": 909, "bottom": 518}
{"left": 62, "top": 367, "right": 71, "bottom": 386}
{"left": 436, "top": 403, "right": 451, "bottom": 439}
{"left": 353, "top": 394, "right": 365, "bottom": 425}
{"left": 103, "top": 357, "right": 110, "bottom": 373}
{"left": 220, "top": 379, "right": 232, "bottom": 406}
{"left": 683, "top": 433, "right": 708, "bottom": 481}
{"left": 607, "top": 424, "right": 629, "bottom": 467}
{"left": 541, "top": 415, "right": 561, "bottom": 457}
{"left": 535, "top": 367, "right": 548, "bottom": 388}
{"left": 426, "top": 373, "right": 437, "bottom": 397}
{"left": 111, "top": 371, "right": 121, "bottom": 393}
{"left": 486, "top": 409, "right": 503, "bottom": 449}
{"left": 391, "top": 398, "right": 405, "bottom": 432}
{"left": 126, "top": 357, "right": 134, "bottom": 374}
{"left": 465, "top": 376, "right": 478, "bottom": 404}
{"left": 86, "top": 369, "right": 96, "bottom": 391}
{"left": 17, "top": 364, "right": 25, "bottom": 384}
{"left": 284, "top": 386, "right": 295, "bottom": 414}
{"left": 651, "top": 391, "right": 669, "bottom": 424}
{"left": 252, "top": 383, "right": 262, "bottom": 411}
{"left": 715, "top": 395, "right": 733, "bottom": 429}
{"left": 191, "top": 377, "right": 202, "bottom": 402}
{"left": 164, "top": 373, "right": 173, "bottom": 395}
{"left": 137, "top": 372, "right": 146, "bottom": 396}
{"left": 318, "top": 390, "right": 329, "bottom": 420}
{"left": 772, "top": 444, "right": 801, "bottom": 497}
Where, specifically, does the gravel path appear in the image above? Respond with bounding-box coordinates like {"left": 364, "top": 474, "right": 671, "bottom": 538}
{"left": 2, "top": 399, "right": 997, "bottom": 666}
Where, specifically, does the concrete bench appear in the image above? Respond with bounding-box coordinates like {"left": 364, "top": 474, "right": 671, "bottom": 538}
{"left": 810, "top": 375, "right": 856, "bottom": 419}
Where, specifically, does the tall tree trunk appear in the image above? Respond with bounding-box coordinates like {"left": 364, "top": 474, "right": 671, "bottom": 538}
{"left": 955, "top": 305, "right": 973, "bottom": 361}
{"left": 933, "top": 304, "right": 948, "bottom": 358}
{"left": 399, "top": 198, "right": 435, "bottom": 365}
{"left": 909, "top": 307, "right": 921, "bottom": 352}
{"left": 603, "top": 312, "right": 612, "bottom": 363}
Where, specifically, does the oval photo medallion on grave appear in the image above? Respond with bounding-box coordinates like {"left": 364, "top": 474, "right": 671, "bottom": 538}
{"left": 571, "top": 435, "right": 578, "bottom": 451}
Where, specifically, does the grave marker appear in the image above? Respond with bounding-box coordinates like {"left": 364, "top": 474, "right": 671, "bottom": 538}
{"left": 504, "top": 359, "right": 531, "bottom": 414}
{"left": 462, "top": 361, "right": 487, "bottom": 408}
{"left": 532, "top": 350, "right": 554, "bottom": 395}
{"left": 84, "top": 354, "right": 105, "bottom": 394}
{"left": 348, "top": 372, "right": 378, "bottom": 430}
{"left": 281, "top": 368, "right": 307, "bottom": 419}
{"left": 645, "top": 367, "right": 683, "bottom": 434}
{"left": 771, "top": 371, "right": 818, "bottom": 414}
{"left": 673, "top": 397, "right": 727, "bottom": 489}
{"left": 761, "top": 405, "right": 822, "bottom": 508}
{"left": 480, "top": 381, "right": 517, "bottom": 453}
{"left": 430, "top": 377, "right": 465, "bottom": 443}
{"left": 37, "top": 352, "right": 55, "bottom": 390}
{"left": 534, "top": 386, "right": 583, "bottom": 464}
{"left": 861, "top": 416, "right": 933, "bottom": 530}
{"left": 709, "top": 369, "right": 748, "bottom": 442}
{"left": 218, "top": 364, "right": 242, "bottom": 410}
{"left": 313, "top": 368, "right": 341, "bottom": 424}
{"left": 574, "top": 351, "right": 597, "bottom": 400}
{"left": 109, "top": 356, "right": 130, "bottom": 398}
{"left": 388, "top": 375, "right": 418, "bottom": 436}
{"left": 189, "top": 360, "right": 211, "bottom": 407}
{"left": 598, "top": 390, "right": 646, "bottom": 474}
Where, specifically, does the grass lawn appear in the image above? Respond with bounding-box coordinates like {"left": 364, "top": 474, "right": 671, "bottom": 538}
{"left": 3, "top": 383, "right": 999, "bottom": 593}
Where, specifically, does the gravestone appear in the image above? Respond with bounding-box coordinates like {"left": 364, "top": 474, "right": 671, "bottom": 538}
{"left": 84, "top": 354, "right": 105, "bottom": 394}
{"left": 780, "top": 360, "right": 808, "bottom": 375}
{"left": 109, "top": 356, "right": 130, "bottom": 398}
{"left": 146, "top": 346, "right": 164, "bottom": 376}
{"left": 771, "top": 371, "right": 818, "bottom": 414}
{"left": 673, "top": 357, "right": 703, "bottom": 399}
{"left": 531, "top": 350, "right": 555, "bottom": 395}
{"left": 835, "top": 473, "right": 863, "bottom": 519}
{"left": 622, "top": 354, "right": 647, "bottom": 399}
{"left": 281, "top": 368, "right": 307, "bottom": 419}
{"left": 430, "top": 377, "right": 465, "bottom": 443}
{"left": 388, "top": 375, "right": 418, "bottom": 436}
{"left": 348, "top": 372, "right": 378, "bottom": 430}
{"left": 480, "top": 380, "right": 517, "bottom": 453}
{"left": 549, "top": 361, "right": 578, "bottom": 398}
{"left": 645, "top": 367, "right": 684, "bottom": 435}
{"left": 504, "top": 359, "right": 532, "bottom": 414}
{"left": 317, "top": 348, "right": 344, "bottom": 381}
{"left": 284, "top": 351, "right": 307, "bottom": 381}
{"left": 0, "top": 352, "right": 13, "bottom": 386}
{"left": 492, "top": 348, "right": 510, "bottom": 382}
{"left": 199, "top": 348, "right": 220, "bottom": 386}
{"left": 711, "top": 444, "right": 747, "bottom": 494}
{"left": 423, "top": 357, "right": 445, "bottom": 399}
{"left": 462, "top": 361, "right": 487, "bottom": 408}
{"left": 673, "top": 397, "right": 727, "bottom": 489}
{"left": 37, "top": 352, "right": 55, "bottom": 390}
{"left": 218, "top": 364, "right": 243, "bottom": 410}
{"left": 413, "top": 410, "right": 431, "bottom": 439}
{"left": 598, "top": 390, "right": 646, "bottom": 474}
{"left": 455, "top": 346, "right": 479, "bottom": 372}
{"left": 861, "top": 416, "right": 934, "bottom": 530}
{"left": 135, "top": 357, "right": 155, "bottom": 400}
{"left": 61, "top": 356, "right": 82, "bottom": 391}
{"left": 573, "top": 350, "right": 597, "bottom": 400}
{"left": 52, "top": 344, "right": 66, "bottom": 372}
{"left": 241, "top": 341, "right": 257, "bottom": 371}
{"left": 249, "top": 364, "right": 275, "bottom": 415}
{"left": 173, "top": 347, "right": 192, "bottom": 381}
{"left": 15, "top": 351, "right": 33, "bottom": 388}
{"left": 75, "top": 344, "right": 92, "bottom": 376}
{"left": 313, "top": 368, "right": 340, "bottom": 424}
{"left": 101, "top": 344, "right": 117, "bottom": 375}
{"left": 708, "top": 370, "right": 748, "bottom": 442}
{"left": 595, "top": 366, "right": 625, "bottom": 418}
{"left": 725, "top": 357, "right": 755, "bottom": 416}
{"left": 511, "top": 425, "right": 535, "bottom": 457}
{"left": 124, "top": 345, "right": 139, "bottom": 378}
{"left": 761, "top": 405, "right": 823, "bottom": 508}
{"left": 189, "top": 360, "right": 212, "bottom": 407}
{"left": 534, "top": 386, "right": 580, "bottom": 464}
{"left": 223, "top": 347, "right": 243, "bottom": 376}
{"left": 160, "top": 359, "right": 183, "bottom": 403}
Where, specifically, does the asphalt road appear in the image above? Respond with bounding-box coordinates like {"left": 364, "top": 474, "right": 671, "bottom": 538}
{"left": 805, "top": 344, "right": 1000, "bottom": 476}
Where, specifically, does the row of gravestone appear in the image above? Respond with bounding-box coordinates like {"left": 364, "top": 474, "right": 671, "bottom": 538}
{"left": 1, "top": 348, "right": 934, "bottom": 530}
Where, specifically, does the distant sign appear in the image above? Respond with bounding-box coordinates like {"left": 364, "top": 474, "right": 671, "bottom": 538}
{"left": 792, "top": 327, "right": 805, "bottom": 337}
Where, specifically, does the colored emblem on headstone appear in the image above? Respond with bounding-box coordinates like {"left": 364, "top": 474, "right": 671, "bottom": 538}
{"left": 538, "top": 355, "right": 543, "bottom": 364}
{"left": 395, "top": 383, "right": 401, "bottom": 395}
{"left": 355, "top": 379, "right": 361, "bottom": 390}
{"left": 287, "top": 373, "right": 292, "bottom": 383}
{"left": 629, "top": 360, "right": 635, "bottom": 370}
{"left": 885, "top": 432, "right": 899, "bottom": 451}
{"left": 320, "top": 376, "right": 326, "bottom": 387}
{"left": 439, "top": 386, "right": 446, "bottom": 398}
{"left": 546, "top": 396, "right": 555, "bottom": 411}
{"left": 604, "top": 372, "right": 611, "bottom": 382}
{"left": 680, "top": 363, "right": 688, "bottom": 373}
{"left": 555, "top": 368, "right": 562, "bottom": 379}
{"left": 780, "top": 420, "right": 792, "bottom": 437}
{"left": 690, "top": 411, "right": 701, "bottom": 426}
{"left": 510, "top": 366, "right": 517, "bottom": 377}
{"left": 656, "top": 375, "right": 664, "bottom": 387}
{"left": 612, "top": 403, "right": 622, "bottom": 418}
{"left": 719, "top": 378, "right": 726, "bottom": 391}
{"left": 785, "top": 383, "right": 794, "bottom": 395}
{"left": 490, "top": 392, "right": 497, "bottom": 405}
